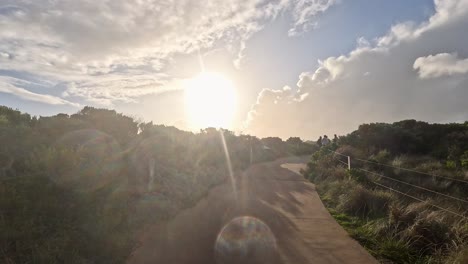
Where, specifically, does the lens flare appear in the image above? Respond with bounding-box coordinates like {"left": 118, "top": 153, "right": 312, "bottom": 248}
{"left": 215, "top": 216, "right": 277, "bottom": 264}
{"left": 219, "top": 130, "right": 237, "bottom": 200}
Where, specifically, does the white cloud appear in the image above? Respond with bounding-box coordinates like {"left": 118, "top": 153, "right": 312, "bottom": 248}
{"left": 414, "top": 53, "right": 468, "bottom": 78}
{"left": 245, "top": 0, "right": 468, "bottom": 139}
{"left": 0, "top": 0, "right": 337, "bottom": 105}
{"left": 288, "top": 0, "right": 336, "bottom": 36}
{"left": 64, "top": 74, "right": 184, "bottom": 106}
{"left": 0, "top": 76, "right": 80, "bottom": 106}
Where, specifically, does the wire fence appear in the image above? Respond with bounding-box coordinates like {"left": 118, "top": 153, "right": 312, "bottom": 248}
{"left": 326, "top": 149, "right": 468, "bottom": 219}
{"left": 371, "top": 181, "right": 467, "bottom": 219}
{"left": 336, "top": 159, "right": 349, "bottom": 167}
{"left": 326, "top": 148, "right": 468, "bottom": 184}
{"left": 354, "top": 157, "right": 468, "bottom": 184}
{"left": 358, "top": 168, "right": 468, "bottom": 204}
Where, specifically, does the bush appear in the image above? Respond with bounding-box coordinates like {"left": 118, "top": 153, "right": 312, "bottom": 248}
{"left": 306, "top": 120, "right": 468, "bottom": 263}
{"left": 389, "top": 203, "right": 426, "bottom": 228}
{"left": 460, "top": 151, "right": 468, "bottom": 169}
{"left": 446, "top": 160, "right": 457, "bottom": 170}
{"left": 388, "top": 156, "right": 409, "bottom": 177}
{"left": 402, "top": 213, "right": 453, "bottom": 254}
{"left": 0, "top": 175, "right": 133, "bottom": 263}
{"left": 335, "top": 145, "right": 364, "bottom": 159}
{"left": 348, "top": 169, "right": 371, "bottom": 186}
{"left": 376, "top": 239, "right": 415, "bottom": 263}
{"left": 321, "top": 180, "right": 358, "bottom": 206}
{"left": 370, "top": 149, "right": 391, "bottom": 164}
{"left": 1, "top": 106, "right": 302, "bottom": 263}
{"left": 338, "top": 186, "right": 394, "bottom": 217}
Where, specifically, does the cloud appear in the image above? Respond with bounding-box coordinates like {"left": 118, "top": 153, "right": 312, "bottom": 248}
{"left": 63, "top": 74, "right": 184, "bottom": 106}
{"left": 414, "top": 53, "right": 468, "bottom": 78}
{"left": 245, "top": 0, "right": 468, "bottom": 139}
{"left": 0, "top": 0, "right": 337, "bottom": 105}
{"left": 0, "top": 76, "right": 80, "bottom": 106}
{"left": 288, "top": 0, "right": 336, "bottom": 36}
{"left": 244, "top": 87, "right": 304, "bottom": 136}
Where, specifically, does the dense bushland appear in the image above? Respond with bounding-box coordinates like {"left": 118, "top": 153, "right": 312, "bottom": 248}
{"left": 0, "top": 105, "right": 315, "bottom": 263}
{"left": 306, "top": 120, "right": 468, "bottom": 263}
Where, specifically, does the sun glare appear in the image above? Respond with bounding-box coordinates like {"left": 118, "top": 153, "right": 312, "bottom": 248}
{"left": 184, "top": 72, "right": 237, "bottom": 129}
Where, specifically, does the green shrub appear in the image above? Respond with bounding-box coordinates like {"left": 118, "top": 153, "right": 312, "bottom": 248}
{"left": 402, "top": 214, "right": 452, "bottom": 255}
{"left": 335, "top": 145, "right": 364, "bottom": 159}
{"left": 377, "top": 239, "right": 415, "bottom": 263}
{"left": 322, "top": 180, "right": 358, "bottom": 206}
{"left": 1, "top": 106, "right": 302, "bottom": 263}
{"left": 392, "top": 155, "right": 408, "bottom": 169}
{"left": 446, "top": 160, "right": 457, "bottom": 169}
{"left": 460, "top": 151, "right": 468, "bottom": 169}
{"left": 307, "top": 121, "right": 468, "bottom": 263}
{"left": 348, "top": 169, "right": 370, "bottom": 186}
{"left": 338, "top": 186, "right": 394, "bottom": 217}
{"left": 389, "top": 202, "right": 434, "bottom": 229}
{"left": 370, "top": 149, "right": 391, "bottom": 164}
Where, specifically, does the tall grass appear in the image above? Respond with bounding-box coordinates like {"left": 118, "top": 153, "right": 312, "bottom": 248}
{"left": 306, "top": 146, "right": 468, "bottom": 263}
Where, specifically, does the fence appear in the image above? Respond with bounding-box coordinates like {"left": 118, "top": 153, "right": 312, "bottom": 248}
{"left": 325, "top": 148, "right": 468, "bottom": 219}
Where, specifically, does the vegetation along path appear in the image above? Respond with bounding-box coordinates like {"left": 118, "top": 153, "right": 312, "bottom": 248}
{"left": 127, "top": 156, "right": 378, "bottom": 264}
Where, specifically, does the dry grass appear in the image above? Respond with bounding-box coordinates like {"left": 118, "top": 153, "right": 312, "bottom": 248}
{"left": 305, "top": 147, "right": 468, "bottom": 263}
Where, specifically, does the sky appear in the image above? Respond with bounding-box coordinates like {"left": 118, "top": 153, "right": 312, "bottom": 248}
{"left": 1, "top": 0, "right": 467, "bottom": 140}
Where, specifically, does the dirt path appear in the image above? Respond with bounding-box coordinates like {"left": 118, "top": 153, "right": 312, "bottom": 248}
{"left": 127, "top": 157, "right": 378, "bottom": 264}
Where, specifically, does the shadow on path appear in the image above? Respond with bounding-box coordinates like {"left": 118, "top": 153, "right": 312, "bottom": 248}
{"left": 127, "top": 156, "right": 377, "bottom": 264}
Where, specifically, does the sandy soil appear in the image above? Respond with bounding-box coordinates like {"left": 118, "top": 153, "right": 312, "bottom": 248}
{"left": 127, "top": 157, "right": 378, "bottom": 264}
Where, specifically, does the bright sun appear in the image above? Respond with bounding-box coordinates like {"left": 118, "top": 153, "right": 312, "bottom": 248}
{"left": 184, "top": 72, "right": 237, "bottom": 129}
